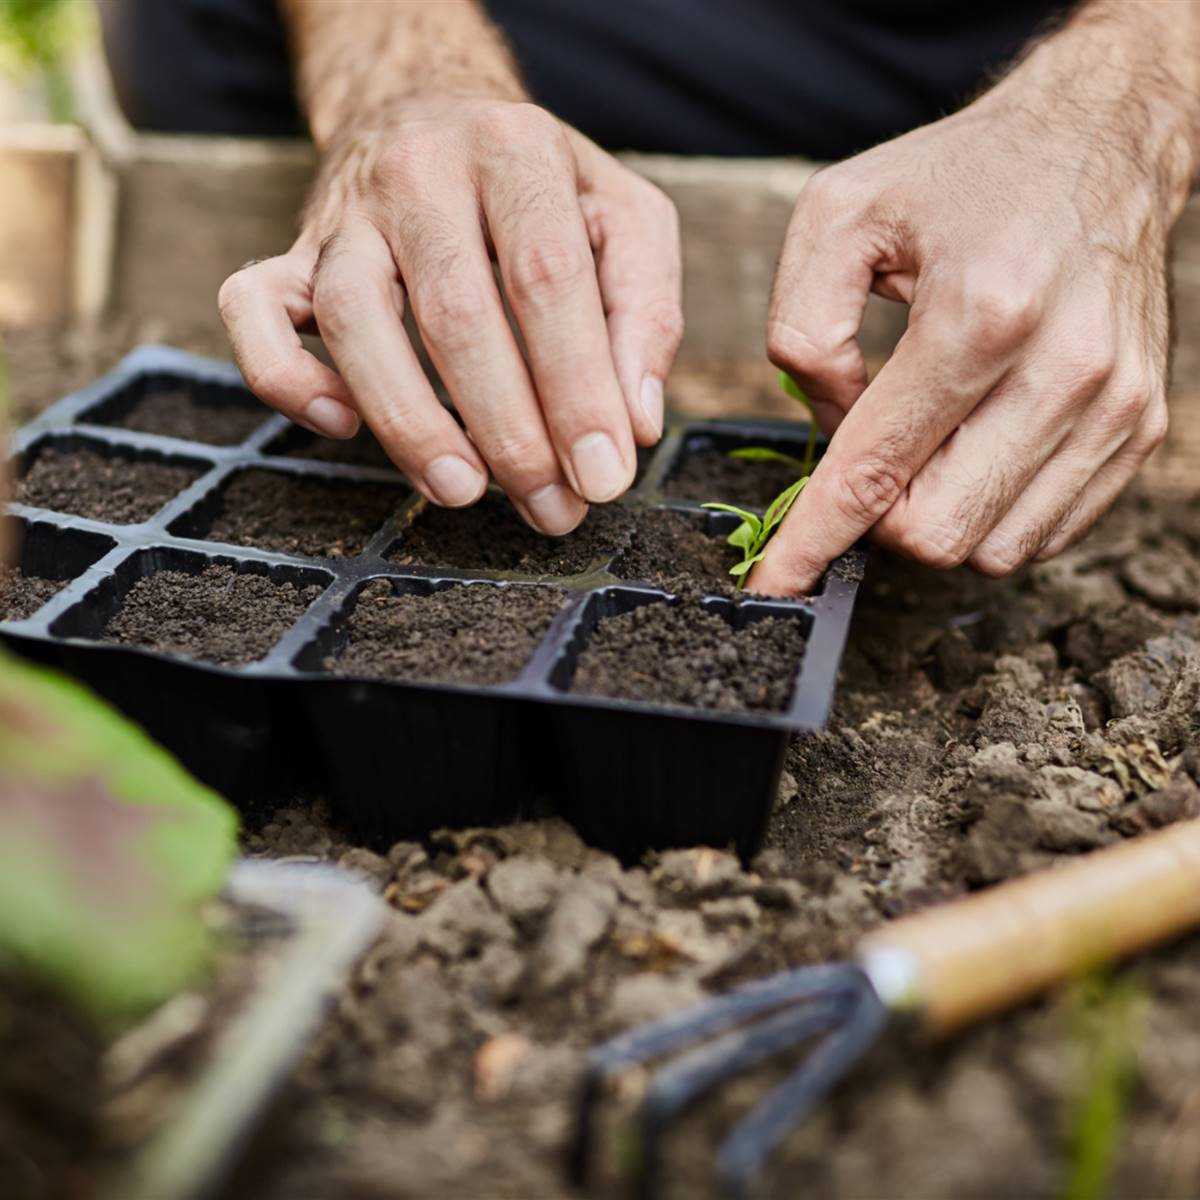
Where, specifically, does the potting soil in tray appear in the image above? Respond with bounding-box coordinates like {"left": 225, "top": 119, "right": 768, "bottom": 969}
{"left": 328, "top": 580, "right": 566, "bottom": 685}
{"left": 389, "top": 493, "right": 631, "bottom": 576}
{"left": 570, "top": 601, "right": 805, "bottom": 713}
{"left": 664, "top": 443, "right": 805, "bottom": 508}
{"left": 196, "top": 469, "right": 406, "bottom": 558}
{"left": 103, "top": 564, "right": 323, "bottom": 666}
{"left": 2, "top": 346, "right": 861, "bottom": 858}
{"left": 16, "top": 445, "right": 203, "bottom": 524}
{"left": 101, "top": 387, "right": 267, "bottom": 446}
{"left": 275, "top": 427, "right": 397, "bottom": 470}
{"left": 0, "top": 563, "right": 68, "bottom": 622}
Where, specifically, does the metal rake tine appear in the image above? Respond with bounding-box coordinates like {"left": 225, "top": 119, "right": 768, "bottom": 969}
{"left": 569, "top": 963, "right": 851, "bottom": 1186}
{"left": 715, "top": 980, "right": 889, "bottom": 1200}
{"left": 636, "top": 994, "right": 850, "bottom": 1200}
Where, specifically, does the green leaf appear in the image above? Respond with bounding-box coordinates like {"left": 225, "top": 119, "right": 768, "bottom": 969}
{"left": 727, "top": 447, "right": 806, "bottom": 471}
{"left": 762, "top": 477, "right": 808, "bottom": 534}
{"left": 0, "top": 650, "right": 238, "bottom": 1024}
{"left": 729, "top": 552, "right": 767, "bottom": 577}
{"left": 778, "top": 370, "right": 808, "bottom": 405}
{"left": 726, "top": 522, "right": 757, "bottom": 553}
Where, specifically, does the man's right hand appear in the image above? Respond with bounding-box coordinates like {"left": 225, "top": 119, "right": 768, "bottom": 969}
{"left": 218, "top": 99, "right": 683, "bottom": 534}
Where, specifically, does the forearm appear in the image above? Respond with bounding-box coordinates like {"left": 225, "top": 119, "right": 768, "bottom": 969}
{"left": 983, "top": 0, "right": 1200, "bottom": 222}
{"left": 279, "top": 0, "right": 526, "bottom": 150}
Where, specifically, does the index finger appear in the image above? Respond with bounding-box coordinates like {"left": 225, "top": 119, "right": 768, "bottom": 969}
{"left": 747, "top": 307, "right": 1022, "bottom": 595}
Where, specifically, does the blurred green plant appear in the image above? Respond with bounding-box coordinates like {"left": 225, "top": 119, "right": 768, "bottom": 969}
{"left": 1061, "top": 972, "right": 1143, "bottom": 1200}
{"left": 0, "top": 0, "right": 90, "bottom": 122}
{"left": 0, "top": 651, "right": 239, "bottom": 1025}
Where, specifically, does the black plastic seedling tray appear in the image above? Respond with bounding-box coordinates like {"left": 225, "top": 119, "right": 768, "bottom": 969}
{"left": 3, "top": 346, "right": 864, "bottom": 859}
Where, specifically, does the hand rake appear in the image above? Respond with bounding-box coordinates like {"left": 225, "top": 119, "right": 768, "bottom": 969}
{"left": 571, "top": 815, "right": 1200, "bottom": 1198}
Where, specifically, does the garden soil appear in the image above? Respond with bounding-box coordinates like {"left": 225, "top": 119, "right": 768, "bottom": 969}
{"left": 6, "top": 324, "right": 1200, "bottom": 1199}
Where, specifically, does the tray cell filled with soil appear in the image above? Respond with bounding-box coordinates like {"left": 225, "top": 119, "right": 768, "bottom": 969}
{"left": 264, "top": 425, "right": 399, "bottom": 471}
{"left": 609, "top": 507, "right": 742, "bottom": 591}
{"left": 79, "top": 371, "right": 267, "bottom": 446}
{"left": 662, "top": 427, "right": 818, "bottom": 509}
{"left": 305, "top": 576, "right": 567, "bottom": 687}
{"left": 388, "top": 492, "right": 631, "bottom": 577}
{"left": 170, "top": 467, "right": 408, "bottom": 559}
{"left": 558, "top": 589, "right": 809, "bottom": 715}
{"left": 50, "top": 548, "right": 331, "bottom": 667}
{"left": 547, "top": 586, "right": 812, "bottom": 857}
{"left": 0, "top": 519, "right": 116, "bottom": 623}
{"left": 15, "top": 436, "right": 210, "bottom": 525}
{"left": 295, "top": 576, "right": 571, "bottom": 840}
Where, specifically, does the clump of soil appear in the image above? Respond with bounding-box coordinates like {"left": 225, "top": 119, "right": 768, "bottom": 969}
{"left": 571, "top": 601, "right": 805, "bottom": 712}
{"left": 102, "top": 388, "right": 265, "bottom": 446}
{"left": 328, "top": 579, "right": 565, "bottom": 685}
{"left": 389, "top": 495, "right": 631, "bottom": 576}
{"left": 16, "top": 446, "right": 203, "bottom": 524}
{"left": 279, "top": 428, "right": 396, "bottom": 470}
{"left": 0, "top": 564, "right": 68, "bottom": 621}
{"left": 201, "top": 470, "right": 404, "bottom": 558}
{"left": 103, "top": 564, "right": 322, "bottom": 665}
{"left": 611, "top": 508, "right": 736, "bottom": 590}
{"left": 664, "top": 445, "right": 802, "bottom": 509}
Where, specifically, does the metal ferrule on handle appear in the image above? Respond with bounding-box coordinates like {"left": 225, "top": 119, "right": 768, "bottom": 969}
{"left": 857, "top": 816, "right": 1200, "bottom": 1037}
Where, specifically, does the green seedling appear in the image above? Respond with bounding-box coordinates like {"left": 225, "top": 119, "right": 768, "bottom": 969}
{"left": 703, "top": 476, "right": 808, "bottom": 586}
{"left": 701, "top": 371, "right": 817, "bottom": 587}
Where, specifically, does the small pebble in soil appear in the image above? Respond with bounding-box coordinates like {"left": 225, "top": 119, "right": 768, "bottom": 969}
{"left": 17, "top": 447, "right": 203, "bottom": 524}
{"left": 611, "top": 508, "right": 737, "bottom": 590}
{"left": 102, "top": 388, "right": 265, "bottom": 446}
{"left": 571, "top": 601, "right": 806, "bottom": 712}
{"left": 328, "top": 579, "right": 566, "bottom": 686}
{"left": 0, "top": 563, "right": 68, "bottom": 621}
{"left": 663, "top": 444, "right": 804, "bottom": 509}
{"left": 277, "top": 427, "right": 397, "bottom": 470}
{"left": 102, "top": 564, "right": 322, "bottom": 665}
{"left": 201, "top": 469, "right": 406, "bottom": 558}
{"left": 390, "top": 494, "right": 631, "bottom": 576}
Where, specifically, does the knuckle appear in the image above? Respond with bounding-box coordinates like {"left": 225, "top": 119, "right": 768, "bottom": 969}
{"left": 217, "top": 268, "right": 258, "bottom": 322}
{"left": 485, "top": 430, "right": 554, "bottom": 482}
{"left": 506, "top": 237, "right": 591, "bottom": 305}
{"left": 1066, "top": 347, "right": 1117, "bottom": 400}
{"left": 970, "top": 531, "right": 1028, "bottom": 578}
{"left": 369, "top": 137, "right": 431, "bottom": 193}
{"left": 645, "top": 298, "right": 685, "bottom": 351}
{"left": 831, "top": 457, "right": 906, "bottom": 528}
{"left": 956, "top": 274, "right": 1041, "bottom": 353}
{"left": 311, "top": 269, "right": 369, "bottom": 335}
{"left": 797, "top": 166, "right": 845, "bottom": 214}
{"left": 241, "top": 356, "right": 296, "bottom": 406}
{"left": 766, "top": 320, "right": 856, "bottom": 383}
{"left": 412, "top": 274, "right": 491, "bottom": 346}
{"left": 478, "top": 101, "right": 559, "bottom": 146}
{"left": 1141, "top": 403, "right": 1170, "bottom": 452}
{"left": 894, "top": 517, "right": 972, "bottom": 570}
{"left": 1101, "top": 377, "right": 1153, "bottom": 433}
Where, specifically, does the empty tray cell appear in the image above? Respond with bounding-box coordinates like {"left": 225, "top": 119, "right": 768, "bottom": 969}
{"left": 610, "top": 507, "right": 741, "bottom": 592}
{"left": 51, "top": 548, "right": 332, "bottom": 667}
{"left": 663, "top": 427, "right": 817, "bottom": 509}
{"left": 265, "top": 424, "right": 398, "bottom": 471}
{"left": 388, "top": 492, "right": 631, "bottom": 576}
{"left": 81, "top": 371, "right": 267, "bottom": 446}
{"left": 15, "top": 436, "right": 209, "bottom": 524}
{"left": 562, "top": 589, "right": 809, "bottom": 714}
{"left": 305, "top": 576, "right": 567, "bottom": 686}
{"left": 172, "top": 467, "right": 407, "bottom": 558}
{"left": 0, "top": 519, "right": 116, "bottom": 621}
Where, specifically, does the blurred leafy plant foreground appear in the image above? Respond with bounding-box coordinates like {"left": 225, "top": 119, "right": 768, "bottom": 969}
{"left": 0, "top": 649, "right": 238, "bottom": 1025}
{"left": 0, "top": 0, "right": 92, "bottom": 121}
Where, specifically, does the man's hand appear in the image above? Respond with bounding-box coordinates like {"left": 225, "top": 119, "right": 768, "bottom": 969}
{"left": 218, "top": 3, "right": 681, "bottom": 535}
{"left": 752, "top": 1, "right": 1199, "bottom": 595}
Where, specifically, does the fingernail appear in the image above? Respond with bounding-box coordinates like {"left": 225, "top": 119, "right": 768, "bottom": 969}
{"left": 305, "top": 396, "right": 359, "bottom": 439}
{"left": 570, "top": 431, "right": 629, "bottom": 501}
{"left": 424, "top": 455, "right": 486, "bottom": 507}
{"left": 524, "top": 483, "right": 586, "bottom": 535}
{"left": 639, "top": 374, "right": 664, "bottom": 438}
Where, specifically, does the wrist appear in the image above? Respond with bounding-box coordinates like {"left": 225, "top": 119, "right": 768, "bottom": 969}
{"left": 978, "top": 2, "right": 1200, "bottom": 226}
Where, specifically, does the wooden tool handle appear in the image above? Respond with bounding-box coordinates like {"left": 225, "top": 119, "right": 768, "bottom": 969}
{"left": 857, "top": 817, "right": 1200, "bottom": 1036}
